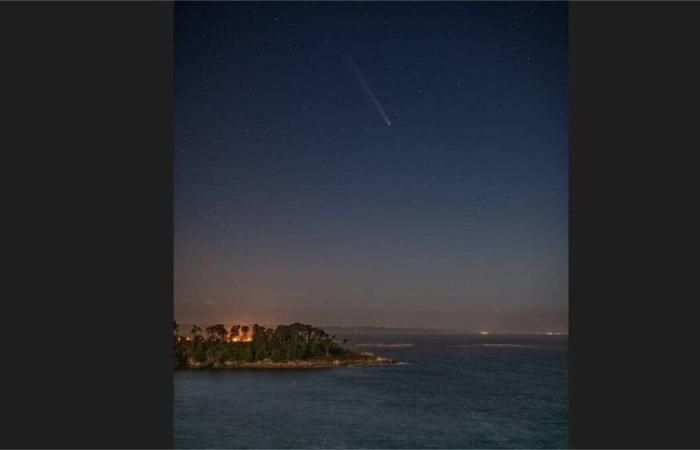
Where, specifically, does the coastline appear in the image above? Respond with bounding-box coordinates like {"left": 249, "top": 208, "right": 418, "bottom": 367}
{"left": 177, "top": 355, "right": 398, "bottom": 370}
{"left": 174, "top": 323, "right": 398, "bottom": 370}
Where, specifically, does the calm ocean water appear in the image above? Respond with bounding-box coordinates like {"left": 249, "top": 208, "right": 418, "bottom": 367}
{"left": 175, "top": 333, "right": 568, "bottom": 449}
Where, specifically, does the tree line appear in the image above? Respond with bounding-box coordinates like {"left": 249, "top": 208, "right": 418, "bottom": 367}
{"left": 173, "top": 321, "right": 349, "bottom": 368}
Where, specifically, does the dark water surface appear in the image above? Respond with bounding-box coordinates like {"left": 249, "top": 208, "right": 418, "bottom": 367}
{"left": 175, "top": 334, "right": 568, "bottom": 449}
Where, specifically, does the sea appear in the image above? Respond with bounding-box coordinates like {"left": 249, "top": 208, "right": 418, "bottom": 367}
{"left": 174, "top": 333, "right": 568, "bottom": 449}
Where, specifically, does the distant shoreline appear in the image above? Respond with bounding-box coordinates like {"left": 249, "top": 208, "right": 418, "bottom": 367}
{"left": 175, "top": 324, "right": 568, "bottom": 337}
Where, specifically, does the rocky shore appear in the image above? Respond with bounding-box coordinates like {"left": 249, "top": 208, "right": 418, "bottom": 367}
{"left": 179, "top": 352, "right": 397, "bottom": 369}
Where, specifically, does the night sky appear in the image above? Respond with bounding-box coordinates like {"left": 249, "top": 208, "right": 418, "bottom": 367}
{"left": 175, "top": 2, "right": 568, "bottom": 333}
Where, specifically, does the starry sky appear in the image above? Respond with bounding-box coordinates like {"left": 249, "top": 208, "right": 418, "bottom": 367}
{"left": 175, "top": 2, "right": 568, "bottom": 333}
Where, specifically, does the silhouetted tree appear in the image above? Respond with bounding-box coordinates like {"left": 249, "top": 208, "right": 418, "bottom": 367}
{"left": 191, "top": 325, "right": 202, "bottom": 342}
{"left": 206, "top": 324, "right": 228, "bottom": 342}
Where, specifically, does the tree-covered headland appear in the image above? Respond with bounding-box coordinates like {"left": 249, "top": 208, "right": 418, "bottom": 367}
{"left": 173, "top": 321, "right": 394, "bottom": 368}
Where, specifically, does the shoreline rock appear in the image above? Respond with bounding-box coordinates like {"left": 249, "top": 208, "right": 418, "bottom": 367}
{"left": 176, "top": 355, "right": 398, "bottom": 370}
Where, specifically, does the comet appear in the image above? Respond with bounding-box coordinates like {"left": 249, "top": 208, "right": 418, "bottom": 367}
{"left": 346, "top": 54, "right": 392, "bottom": 126}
